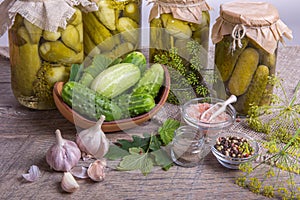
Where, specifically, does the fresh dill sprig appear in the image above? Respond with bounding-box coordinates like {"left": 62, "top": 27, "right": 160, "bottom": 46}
{"left": 247, "top": 77, "right": 300, "bottom": 144}
{"left": 236, "top": 128, "right": 300, "bottom": 199}
{"left": 239, "top": 78, "right": 300, "bottom": 199}
{"left": 153, "top": 41, "right": 209, "bottom": 104}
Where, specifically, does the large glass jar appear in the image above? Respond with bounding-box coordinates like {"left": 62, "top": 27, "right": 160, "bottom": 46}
{"left": 83, "top": 0, "right": 141, "bottom": 57}
{"left": 8, "top": 8, "right": 84, "bottom": 110}
{"left": 148, "top": 0, "right": 212, "bottom": 105}
{"left": 211, "top": 1, "right": 293, "bottom": 115}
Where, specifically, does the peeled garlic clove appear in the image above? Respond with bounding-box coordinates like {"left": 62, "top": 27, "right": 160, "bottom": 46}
{"left": 61, "top": 172, "right": 79, "bottom": 193}
{"left": 76, "top": 115, "right": 110, "bottom": 159}
{"left": 46, "top": 129, "right": 81, "bottom": 172}
{"left": 87, "top": 159, "right": 106, "bottom": 182}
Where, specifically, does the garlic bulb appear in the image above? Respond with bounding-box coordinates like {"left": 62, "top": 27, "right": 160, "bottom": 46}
{"left": 61, "top": 172, "right": 79, "bottom": 193}
{"left": 87, "top": 159, "right": 106, "bottom": 182}
{"left": 76, "top": 115, "right": 109, "bottom": 159}
{"left": 46, "top": 129, "right": 81, "bottom": 172}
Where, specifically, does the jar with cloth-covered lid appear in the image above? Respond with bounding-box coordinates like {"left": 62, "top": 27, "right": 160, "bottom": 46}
{"left": 0, "top": 0, "right": 97, "bottom": 110}
{"left": 82, "top": 0, "right": 142, "bottom": 58}
{"left": 211, "top": 1, "right": 293, "bottom": 115}
{"left": 148, "top": 0, "right": 212, "bottom": 105}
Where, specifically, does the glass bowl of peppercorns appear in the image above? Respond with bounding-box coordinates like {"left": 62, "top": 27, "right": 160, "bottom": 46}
{"left": 211, "top": 131, "right": 259, "bottom": 169}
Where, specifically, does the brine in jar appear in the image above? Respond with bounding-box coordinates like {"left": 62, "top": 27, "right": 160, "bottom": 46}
{"left": 9, "top": 8, "right": 84, "bottom": 110}
{"left": 212, "top": 1, "right": 293, "bottom": 115}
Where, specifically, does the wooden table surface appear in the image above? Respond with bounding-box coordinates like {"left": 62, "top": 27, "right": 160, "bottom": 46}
{"left": 1, "top": 47, "right": 299, "bottom": 200}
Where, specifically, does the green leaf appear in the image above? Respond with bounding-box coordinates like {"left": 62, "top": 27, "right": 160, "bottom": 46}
{"left": 69, "top": 63, "right": 84, "bottom": 82}
{"left": 129, "top": 147, "right": 144, "bottom": 155}
{"left": 151, "top": 149, "right": 173, "bottom": 170}
{"left": 105, "top": 145, "right": 130, "bottom": 160}
{"left": 158, "top": 119, "right": 180, "bottom": 145}
{"left": 117, "top": 153, "right": 154, "bottom": 175}
{"left": 149, "top": 135, "right": 162, "bottom": 151}
{"left": 82, "top": 54, "right": 113, "bottom": 78}
{"left": 110, "top": 57, "right": 122, "bottom": 65}
{"left": 118, "top": 135, "right": 150, "bottom": 152}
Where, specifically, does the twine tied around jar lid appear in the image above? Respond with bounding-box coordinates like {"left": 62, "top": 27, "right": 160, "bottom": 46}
{"left": 211, "top": 1, "right": 293, "bottom": 54}
{"left": 148, "top": 0, "right": 212, "bottom": 24}
{"left": 0, "top": 0, "right": 98, "bottom": 36}
{"left": 231, "top": 24, "right": 246, "bottom": 52}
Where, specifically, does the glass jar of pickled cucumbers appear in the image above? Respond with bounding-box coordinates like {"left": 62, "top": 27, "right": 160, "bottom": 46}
{"left": 83, "top": 0, "right": 141, "bottom": 58}
{"left": 148, "top": 0, "right": 212, "bottom": 105}
{"left": 211, "top": 1, "right": 293, "bottom": 115}
{"left": 8, "top": 8, "right": 84, "bottom": 110}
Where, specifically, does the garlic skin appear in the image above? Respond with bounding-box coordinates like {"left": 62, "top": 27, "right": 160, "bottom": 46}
{"left": 76, "top": 115, "right": 109, "bottom": 159}
{"left": 22, "top": 165, "right": 41, "bottom": 182}
{"left": 46, "top": 129, "right": 81, "bottom": 172}
{"left": 61, "top": 172, "right": 79, "bottom": 193}
{"left": 87, "top": 159, "right": 106, "bottom": 182}
{"left": 70, "top": 166, "right": 89, "bottom": 179}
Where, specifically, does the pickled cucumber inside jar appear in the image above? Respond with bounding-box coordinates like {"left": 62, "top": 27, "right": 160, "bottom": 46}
{"left": 83, "top": 0, "right": 141, "bottom": 56}
{"left": 211, "top": 1, "right": 292, "bottom": 115}
{"left": 150, "top": 13, "right": 210, "bottom": 52}
{"left": 9, "top": 8, "right": 84, "bottom": 110}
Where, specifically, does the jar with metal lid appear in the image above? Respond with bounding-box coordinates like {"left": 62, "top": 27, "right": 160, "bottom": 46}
{"left": 1, "top": 0, "right": 97, "bottom": 110}
{"left": 211, "top": 1, "right": 293, "bottom": 115}
{"left": 171, "top": 126, "right": 205, "bottom": 167}
{"left": 148, "top": 0, "right": 212, "bottom": 105}
{"left": 83, "top": 0, "right": 141, "bottom": 58}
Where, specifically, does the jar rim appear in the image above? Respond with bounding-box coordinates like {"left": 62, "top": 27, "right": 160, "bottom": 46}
{"left": 181, "top": 97, "right": 236, "bottom": 130}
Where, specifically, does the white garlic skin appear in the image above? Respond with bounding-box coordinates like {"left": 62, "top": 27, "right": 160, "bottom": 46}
{"left": 61, "top": 172, "right": 79, "bottom": 193}
{"left": 46, "top": 129, "right": 81, "bottom": 172}
{"left": 76, "top": 115, "right": 109, "bottom": 159}
{"left": 87, "top": 159, "right": 106, "bottom": 182}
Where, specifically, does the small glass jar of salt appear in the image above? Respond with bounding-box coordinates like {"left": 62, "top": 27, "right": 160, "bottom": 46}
{"left": 170, "top": 126, "right": 206, "bottom": 167}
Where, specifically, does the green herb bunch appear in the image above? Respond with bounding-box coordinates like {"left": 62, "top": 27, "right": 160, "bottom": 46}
{"left": 105, "top": 119, "right": 180, "bottom": 175}
{"left": 247, "top": 78, "right": 300, "bottom": 144}
{"left": 236, "top": 128, "right": 300, "bottom": 199}
{"left": 238, "top": 78, "right": 300, "bottom": 199}
{"left": 153, "top": 41, "right": 209, "bottom": 105}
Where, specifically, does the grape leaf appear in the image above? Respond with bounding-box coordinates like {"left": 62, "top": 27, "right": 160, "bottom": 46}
{"left": 117, "top": 153, "right": 154, "bottom": 175}
{"left": 158, "top": 119, "right": 180, "bottom": 145}
{"left": 151, "top": 149, "right": 173, "bottom": 170}
{"left": 105, "top": 145, "right": 130, "bottom": 160}
{"left": 118, "top": 134, "right": 151, "bottom": 152}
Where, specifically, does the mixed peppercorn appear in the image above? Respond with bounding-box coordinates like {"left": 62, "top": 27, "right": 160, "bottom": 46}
{"left": 214, "top": 136, "right": 255, "bottom": 158}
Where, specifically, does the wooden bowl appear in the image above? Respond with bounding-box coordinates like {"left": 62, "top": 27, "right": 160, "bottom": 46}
{"left": 53, "top": 66, "right": 170, "bottom": 132}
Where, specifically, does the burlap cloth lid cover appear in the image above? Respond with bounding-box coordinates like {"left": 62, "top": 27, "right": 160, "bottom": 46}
{"left": 211, "top": 1, "right": 293, "bottom": 54}
{"left": 0, "top": 0, "right": 98, "bottom": 37}
{"left": 148, "top": 0, "right": 212, "bottom": 24}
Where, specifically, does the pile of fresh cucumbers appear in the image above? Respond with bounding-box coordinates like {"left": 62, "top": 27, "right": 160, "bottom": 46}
{"left": 62, "top": 51, "right": 165, "bottom": 122}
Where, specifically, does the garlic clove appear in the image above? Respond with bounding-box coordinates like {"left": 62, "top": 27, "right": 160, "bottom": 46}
{"left": 87, "top": 159, "right": 106, "bottom": 182}
{"left": 61, "top": 172, "right": 79, "bottom": 193}
{"left": 76, "top": 115, "right": 110, "bottom": 159}
{"left": 22, "top": 165, "right": 41, "bottom": 182}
